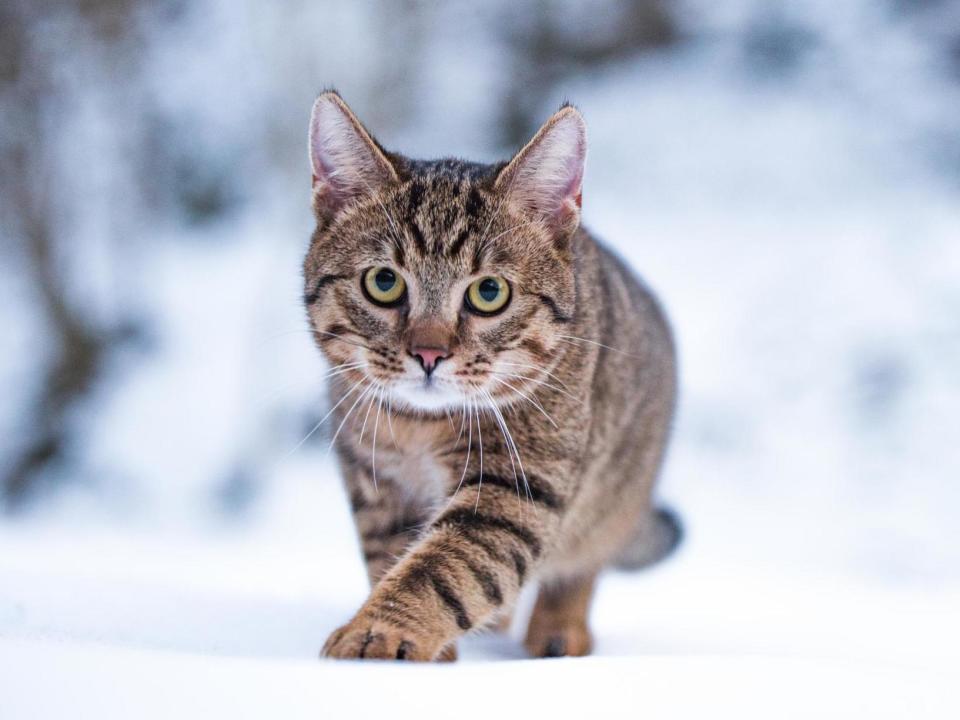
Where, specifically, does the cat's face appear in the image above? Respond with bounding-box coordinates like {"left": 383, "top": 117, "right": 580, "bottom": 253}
{"left": 304, "top": 93, "right": 586, "bottom": 415}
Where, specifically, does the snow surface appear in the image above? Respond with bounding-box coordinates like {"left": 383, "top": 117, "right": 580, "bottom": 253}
{"left": 2, "top": 460, "right": 958, "bottom": 717}
{"left": 3, "top": 640, "right": 956, "bottom": 719}
{"left": 3, "top": 1, "right": 960, "bottom": 717}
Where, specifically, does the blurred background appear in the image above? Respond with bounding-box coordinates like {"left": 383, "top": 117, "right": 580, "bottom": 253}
{"left": 1, "top": 0, "right": 959, "bottom": 668}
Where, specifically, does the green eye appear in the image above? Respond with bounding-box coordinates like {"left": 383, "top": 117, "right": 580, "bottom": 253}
{"left": 363, "top": 266, "right": 406, "bottom": 306}
{"left": 466, "top": 276, "right": 510, "bottom": 315}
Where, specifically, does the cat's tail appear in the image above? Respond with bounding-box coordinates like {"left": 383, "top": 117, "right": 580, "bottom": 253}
{"left": 613, "top": 506, "right": 683, "bottom": 571}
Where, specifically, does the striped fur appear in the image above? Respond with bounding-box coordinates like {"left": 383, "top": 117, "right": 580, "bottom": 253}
{"left": 306, "top": 92, "right": 677, "bottom": 661}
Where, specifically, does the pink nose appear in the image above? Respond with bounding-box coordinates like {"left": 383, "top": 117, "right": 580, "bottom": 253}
{"left": 411, "top": 347, "right": 450, "bottom": 375}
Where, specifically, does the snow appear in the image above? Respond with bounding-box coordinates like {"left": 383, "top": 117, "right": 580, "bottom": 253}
{"left": 3, "top": 0, "right": 960, "bottom": 717}
{"left": 3, "top": 639, "right": 955, "bottom": 719}
{"left": 2, "top": 458, "right": 959, "bottom": 717}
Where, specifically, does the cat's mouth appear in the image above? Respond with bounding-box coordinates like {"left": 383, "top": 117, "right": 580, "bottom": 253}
{"left": 385, "top": 374, "right": 474, "bottom": 413}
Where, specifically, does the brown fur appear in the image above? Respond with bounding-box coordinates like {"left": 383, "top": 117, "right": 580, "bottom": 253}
{"left": 304, "top": 92, "right": 677, "bottom": 661}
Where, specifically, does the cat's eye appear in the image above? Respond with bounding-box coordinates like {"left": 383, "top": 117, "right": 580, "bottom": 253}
{"left": 363, "top": 266, "right": 406, "bottom": 306}
{"left": 465, "top": 276, "right": 510, "bottom": 315}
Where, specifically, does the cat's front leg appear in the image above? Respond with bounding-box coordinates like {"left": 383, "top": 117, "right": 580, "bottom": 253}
{"left": 323, "top": 470, "right": 566, "bottom": 661}
{"left": 348, "top": 477, "right": 424, "bottom": 587}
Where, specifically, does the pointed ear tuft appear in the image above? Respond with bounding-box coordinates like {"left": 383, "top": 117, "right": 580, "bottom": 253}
{"left": 308, "top": 92, "right": 398, "bottom": 220}
{"left": 495, "top": 106, "right": 586, "bottom": 240}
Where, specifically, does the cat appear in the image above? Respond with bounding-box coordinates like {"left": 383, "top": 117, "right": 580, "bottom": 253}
{"left": 304, "top": 91, "right": 679, "bottom": 661}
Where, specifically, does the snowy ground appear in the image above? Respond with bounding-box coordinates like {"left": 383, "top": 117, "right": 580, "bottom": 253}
{"left": 3, "top": 1, "right": 960, "bottom": 717}
{"left": 0, "top": 464, "right": 956, "bottom": 718}
{"left": 2, "top": 454, "right": 959, "bottom": 717}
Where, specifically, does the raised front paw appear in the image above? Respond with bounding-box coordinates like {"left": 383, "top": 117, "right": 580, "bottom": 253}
{"left": 322, "top": 616, "right": 445, "bottom": 662}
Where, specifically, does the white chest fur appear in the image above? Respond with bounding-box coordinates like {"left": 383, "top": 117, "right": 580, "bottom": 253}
{"left": 371, "top": 416, "right": 452, "bottom": 509}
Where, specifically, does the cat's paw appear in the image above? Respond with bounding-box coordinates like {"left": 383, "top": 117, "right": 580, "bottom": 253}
{"left": 490, "top": 610, "right": 513, "bottom": 634}
{"left": 321, "top": 618, "right": 438, "bottom": 661}
{"left": 524, "top": 621, "right": 593, "bottom": 658}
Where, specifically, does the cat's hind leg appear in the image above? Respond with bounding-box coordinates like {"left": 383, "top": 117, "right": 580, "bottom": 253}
{"left": 524, "top": 572, "right": 597, "bottom": 658}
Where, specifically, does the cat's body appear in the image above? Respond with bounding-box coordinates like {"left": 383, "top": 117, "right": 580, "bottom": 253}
{"left": 304, "top": 93, "right": 678, "bottom": 661}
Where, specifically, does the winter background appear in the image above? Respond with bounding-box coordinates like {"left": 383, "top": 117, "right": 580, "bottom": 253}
{"left": 1, "top": 0, "right": 958, "bottom": 717}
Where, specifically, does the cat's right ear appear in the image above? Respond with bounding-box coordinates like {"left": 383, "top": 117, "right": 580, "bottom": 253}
{"left": 308, "top": 91, "right": 398, "bottom": 220}
{"left": 494, "top": 104, "right": 587, "bottom": 246}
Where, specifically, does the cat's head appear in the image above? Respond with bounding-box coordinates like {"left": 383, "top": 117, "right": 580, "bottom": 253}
{"left": 304, "top": 91, "right": 586, "bottom": 414}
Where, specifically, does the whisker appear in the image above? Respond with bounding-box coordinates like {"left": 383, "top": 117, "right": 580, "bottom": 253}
{"left": 480, "top": 389, "right": 523, "bottom": 511}
{"left": 490, "top": 377, "right": 559, "bottom": 428}
{"left": 490, "top": 370, "right": 580, "bottom": 403}
{"left": 313, "top": 329, "right": 374, "bottom": 352}
{"left": 371, "top": 388, "right": 385, "bottom": 491}
{"left": 327, "top": 380, "right": 376, "bottom": 453}
{"left": 479, "top": 220, "right": 539, "bottom": 252}
{"left": 320, "top": 362, "right": 369, "bottom": 384}
{"left": 498, "top": 361, "right": 572, "bottom": 391}
{"left": 455, "top": 398, "right": 467, "bottom": 445}
{"left": 443, "top": 405, "right": 455, "bottom": 433}
{"left": 356, "top": 175, "right": 405, "bottom": 254}
{"left": 476, "top": 154, "right": 523, "bottom": 255}
{"left": 357, "top": 380, "right": 379, "bottom": 448}
{"left": 558, "top": 334, "right": 644, "bottom": 359}
{"left": 449, "top": 396, "right": 474, "bottom": 510}
{"left": 474, "top": 401, "right": 484, "bottom": 512}
{"left": 323, "top": 360, "right": 368, "bottom": 372}
{"left": 286, "top": 376, "right": 367, "bottom": 457}
{"left": 384, "top": 392, "right": 399, "bottom": 450}
{"left": 251, "top": 361, "right": 366, "bottom": 408}
{"left": 482, "top": 388, "right": 532, "bottom": 508}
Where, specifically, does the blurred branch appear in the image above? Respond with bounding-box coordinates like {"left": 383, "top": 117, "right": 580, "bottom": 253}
{"left": 0, "top": 0, "right": 145, "bottom": 509}
{"left": 1, "top": 143, "right": 108, "bottom": 507}
{"left": 499, "top": 0, "right": 677, "bottom": 147}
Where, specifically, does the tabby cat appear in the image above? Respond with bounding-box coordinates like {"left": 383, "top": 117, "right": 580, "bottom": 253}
{"left": 304, "top": 91, "right": 679, "bottom": 661}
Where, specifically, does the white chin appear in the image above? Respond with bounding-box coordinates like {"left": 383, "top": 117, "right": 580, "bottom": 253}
{"left": 389, "top": 382, "right": 465, "bottom": 413}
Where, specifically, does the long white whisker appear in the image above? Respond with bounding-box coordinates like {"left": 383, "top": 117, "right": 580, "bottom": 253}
{"left": 479, "top": 220, "right": 539, "bottom": 252}
{"left": 353, "top": 173, "right": 405, "bottom": 253}
{"left": 371, "top": 388, "right": 385, "bottom": 491}
{"left": 384, "top": 392, "right": 399, "bottom": 449}
{"left": 491, "top": 370, "right": 579, "bottom": 403}
{"left": 483, "top": 389, "right": 532, "bottom": 507}
{"left": 476, "top": 153, "right": 523, "bottom": 255}
{"left": 358, "top": 380, "right": 379, "bottom": 448}
{"left": 313, "top": 329, "right": 373, "bottom": 351}
{"left": 491, "top": 377, "right": 558, "bottom": 428}
{"left": 375, "top": 196, "right": 404, "bottom": 250}
{"left": 320, "top": 362, "right": 369, "bottom": 384}
{"left": 474, "top": 401, "right": 484, "bottom": 511}
{"left": 558, "top": 334, "right": 643, "bottom": 359}
{"left": 480, "top": 389, "right": 522, "bottom": 510}
{"left": 328, "top": 380, "right": 375, "bottom": 452}
{"left": 323, "top": 360, "right": 368, "bottom": 372}
{"left": 287, "top": 376, "right": 366, "bottom": 457}
{"left": 455, "top": 397, "right": 467, "bottom": 445}
{"left": 253, "top": 361, "right": 366, "bottom": 407}
{"left": 452, "top": 396, "right": 474, "bottom": 503}
{"left": 498, "top": 361, "right": 572, "bottom": 391}
{"left": 443, "top": 405, "right": 455, "bottom": 433}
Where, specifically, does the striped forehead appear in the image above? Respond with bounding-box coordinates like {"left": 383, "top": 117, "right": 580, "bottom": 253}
{"left": 385, "top": 160, "right": 503, "bottom": 271}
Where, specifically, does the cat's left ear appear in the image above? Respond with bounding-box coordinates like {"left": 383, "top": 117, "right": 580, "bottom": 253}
{"left": 308, "top": 91, "right": 399, "bottom": 221}
{"left": 494, "top": 104, "right": 586, "bottom": 244}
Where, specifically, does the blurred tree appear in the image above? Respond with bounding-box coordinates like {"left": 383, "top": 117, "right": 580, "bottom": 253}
{"left": 0, "top": 0, "right": 151, "bottom": 508}
{"left": 498, "top": 0, "right": 676, "bottom": 147}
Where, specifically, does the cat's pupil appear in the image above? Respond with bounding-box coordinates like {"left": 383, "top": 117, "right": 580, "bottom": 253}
{"left": 479, "top": 278, "right": 499, "bottom": 301}
{"left": 375, "top": 269, "right": 396, "bottom": 291}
